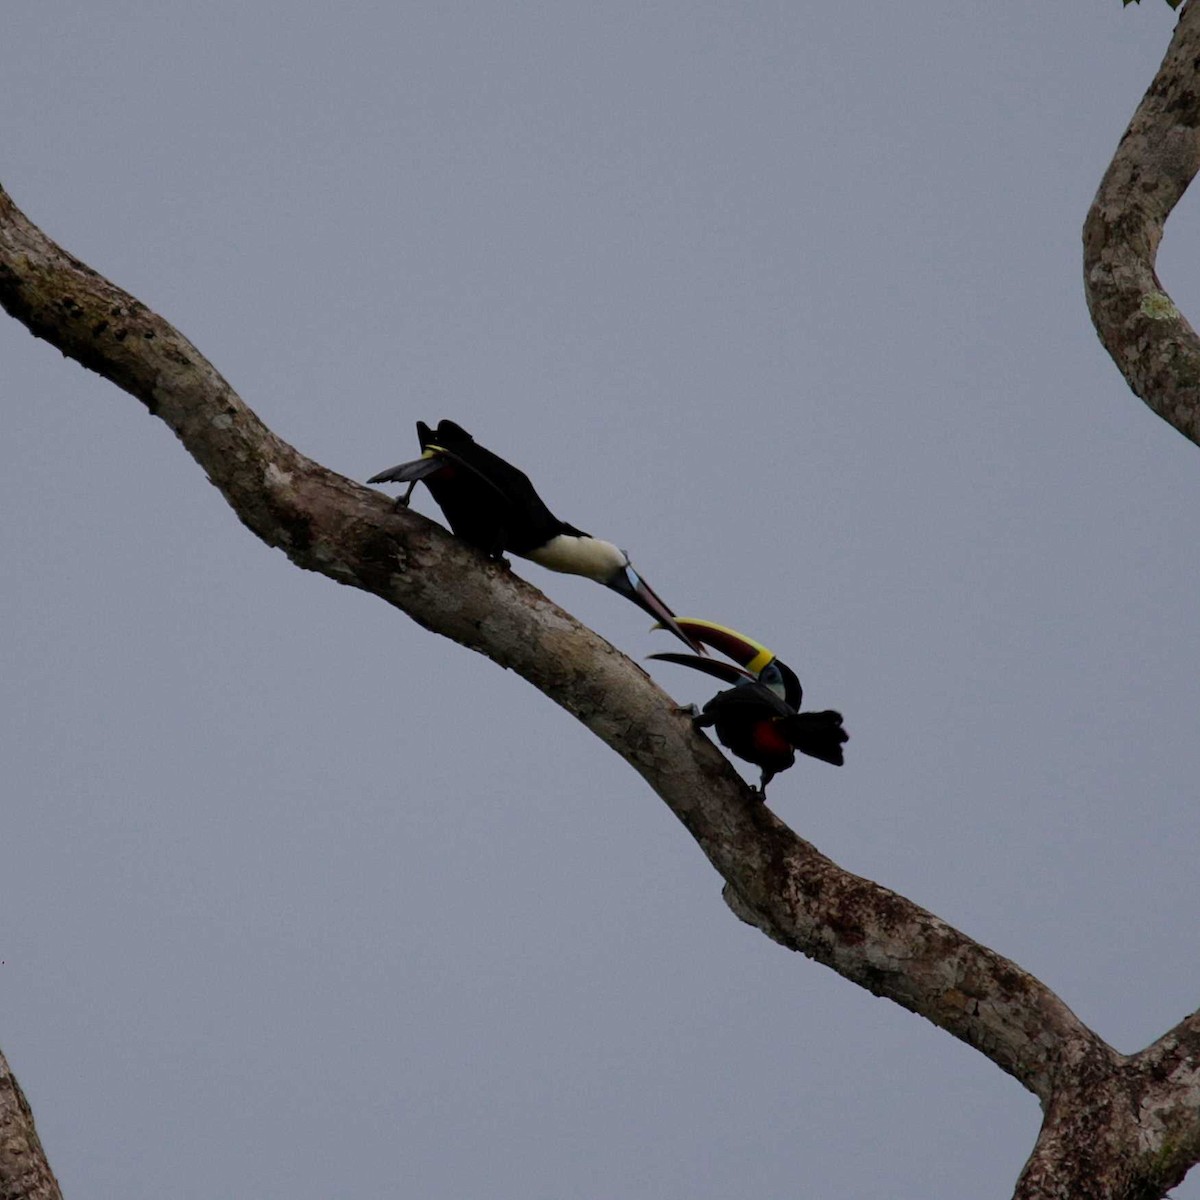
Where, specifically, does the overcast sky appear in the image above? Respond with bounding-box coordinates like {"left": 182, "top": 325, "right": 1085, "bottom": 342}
{"left": 3, "top": 4, "right": 1199, "bottom": 1197}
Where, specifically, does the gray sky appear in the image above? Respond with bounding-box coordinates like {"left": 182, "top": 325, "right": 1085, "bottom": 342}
{"left": 3, "top": 3, "right": 1199, "bottom": 1197}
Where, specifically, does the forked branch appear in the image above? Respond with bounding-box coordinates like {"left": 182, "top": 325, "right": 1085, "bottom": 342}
{"left": 7, "top": 2, "right": 1200, "bottom": 1175}
{"left": 0, "top": 182, "right": 1098, "bottom": 1108}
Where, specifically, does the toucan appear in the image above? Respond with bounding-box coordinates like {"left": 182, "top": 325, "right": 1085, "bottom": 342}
{"left": 648, "top": 618, "right": 847, "bottom": 797}
{"left": 367, "top": 419, "right": 702, "bottom": 652}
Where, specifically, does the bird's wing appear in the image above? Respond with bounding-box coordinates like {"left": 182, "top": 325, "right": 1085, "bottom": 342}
{"left": 435, "top": 445, "right": 532, "bottom": 508}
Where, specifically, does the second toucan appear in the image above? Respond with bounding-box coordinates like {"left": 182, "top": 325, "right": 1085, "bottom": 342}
{"left": 649, "top": 618, "right": 847, "bottom": 797}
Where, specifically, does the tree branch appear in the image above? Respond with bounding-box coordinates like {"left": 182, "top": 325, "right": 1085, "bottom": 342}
{"left": 7, "top": 112, "right": 1200, "bottom": 1187}
{"left": 1128, "top": 1009, "right": 1200, "bottom": 1187}
{"left": 978, "top": 3, "right": 1200, "bottom": 1193}
{"left": 0, "top": 181, "right": 1102, "bottom": 1109}
{"left": 0, "top": 1048, "right": 61, "bottom": 1200}
{"left": 1084, "top": 0, "right": 1200, "bottom": 446}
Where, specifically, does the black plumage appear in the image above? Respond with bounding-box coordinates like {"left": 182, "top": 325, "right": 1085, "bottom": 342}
{"left": 368, "top": 420, "right": 701, "bottom": 651}
{"left": 369, "top": 420, "right": 574, "bottom": 559}
{"left": 649, "top": 618, "right": 847, "bottom": 797}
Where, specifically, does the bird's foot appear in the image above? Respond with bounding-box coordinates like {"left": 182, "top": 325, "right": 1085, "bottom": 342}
{"left": 676, "top": 703, "right": 702, "bottom": 720}
{"left": 391, "top": 483, "right": 418, "bottom": 511}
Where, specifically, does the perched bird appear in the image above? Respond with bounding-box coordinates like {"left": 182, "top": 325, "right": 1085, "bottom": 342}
{"left": 649, "top": 617, "right": 847, "bottom": 797}
{"left": 368, "top": 419, "right": 702, "bottom": 652}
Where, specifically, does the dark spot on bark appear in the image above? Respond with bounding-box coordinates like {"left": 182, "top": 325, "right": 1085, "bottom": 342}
{"left": 857, "top": 964, "right": 889, "bottom": 998}
{"left": 1144, "top": 1055, "right": 1175, "bottom": 1085}
{"left": 113, "top": 328, "right": 128, "bottom": 342}
{"left": 357, "top": 525, "right": 414, "bottom": 588}
{"left": 143, "top": 329, "right": 155, "bottom": 340}
{"left": 279, "top": 510, "right": 314, "bottom": 554}
{"left": 1164, "top": 89, "right": 1200, "bottom": 125}
{"left": 92, "top": 320, "right": 109, "bottom": 337}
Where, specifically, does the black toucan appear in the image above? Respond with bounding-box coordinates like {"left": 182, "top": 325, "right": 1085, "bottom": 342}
{"left": 649, "top": 618, "right": 847, "bottom": 797}
{"left": 367, "top": 419, "right": 702, "bottom": 652}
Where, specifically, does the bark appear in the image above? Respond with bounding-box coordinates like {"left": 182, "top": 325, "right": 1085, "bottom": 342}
{"left": 0, "top": 1050, "right": 61, "bottom": 1200}
{"left": 1084, "top": 0, "right": 1200, "bottom": 446}
{"left": 0, "top": 179, "right": 1098, "bottom": 1108}
{"left": 2, "top": 8, "right": 1200, "bottom": 1190}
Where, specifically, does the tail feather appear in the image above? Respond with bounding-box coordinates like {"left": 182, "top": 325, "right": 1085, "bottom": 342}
{"left": 780, "top": 710, "right": 848, "bottom": 766}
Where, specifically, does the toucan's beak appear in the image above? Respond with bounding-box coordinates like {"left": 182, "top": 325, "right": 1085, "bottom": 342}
{"left": 655, "top": 617, "right": 804, "bottom": 707}
{"left": 607, "top": 565, "right": 704, "bottom": 653}
{"left": 657, "top": 617, "right": 778, "bottom": 675}
{"left": 645, "top": 652, "right": 757, "bottom": 686}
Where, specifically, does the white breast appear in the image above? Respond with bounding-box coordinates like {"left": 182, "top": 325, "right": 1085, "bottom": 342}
{"left": 526, "top": 535, "right": 626, "bottom": 582}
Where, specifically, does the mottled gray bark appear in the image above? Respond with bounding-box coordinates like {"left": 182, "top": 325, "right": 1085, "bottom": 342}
{"left": 0, "top": 1050, "right": 61, "bottom": 1200}
{"left": 1084, "top": 0, "right": 1200, "bottom": 447}
{"left": 0, "top": 181, "right": 1097, "bottom": 1108}
{"left": 4, "top": 8, "right": 1200, "bottom": 1187}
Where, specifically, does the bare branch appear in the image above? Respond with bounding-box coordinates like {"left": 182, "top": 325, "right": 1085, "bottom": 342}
{"left": 1126, "top": 1009, "right": 1200, "bottom": 1185}
{"left": 1075, "top": 2, "right": 1200, "bottom": 1180}
{"left": 0, "top": 1048, "right": 61, "bottom": 1200}
{"left": 0, "top": 182, "right": 1109, "bottom": 1114}
{"left": 1084, "top": 0, "right": 1200, "bottom": 445}
{"left": 1143, "top": 1006, "right": 1200, "bottom": 1073}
